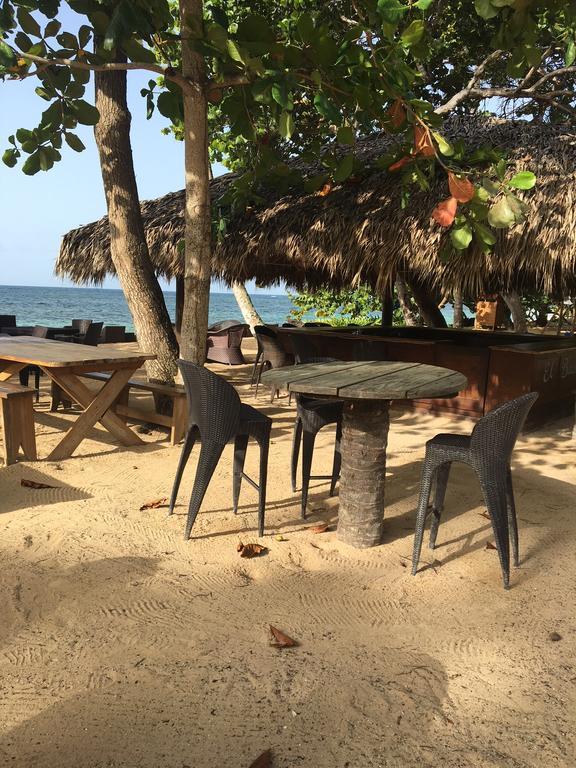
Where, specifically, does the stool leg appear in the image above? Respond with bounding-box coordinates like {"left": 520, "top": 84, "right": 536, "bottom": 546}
{"left": 412, "top": 460, "right": 435, "bottom": 575}
{"left": 184, "top": 442, "right": 224, "bottom": 540}
{"left": 301, "top": 429, "right": 316, "bottom": 519}
{"left": 290, "top": 417, "right": 302, "bottom": 492}
{"left": 168, "top": 429, "right": 196, "bottom": 515}
{"left": 257, "top": 436, "right": 270, "bottom": 537}
{"left": 1, "top": 399, "right": 16, "bottom": 465}
{"left": 17, "top": 396, "right": 37, "bottom": 461}
{"left": 233, "top": 434, "right": 249, "bottom": 514}
{"left": 506, "top": 468, "right": 519, "bottom": 568}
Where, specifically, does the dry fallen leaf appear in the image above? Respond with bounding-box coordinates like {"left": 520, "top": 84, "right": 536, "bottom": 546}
{"left": 310, "top": 523, "right": 330, "bottom": 534}
{"left": 548, "top": 632, "right": 562, "bottom": 642}
{"left": 388, "top": 98, "right": 406, "bottom": 128}
{"left": 249, "top": 750, "right": 272, "bottom": 768}
{"left": 413, "top": 124, "right": 436, "bottom": 157}
{"left": 21, "top": 478, "right": 56, "bottom": 489}
{"left": 238, "top": 542, "right": 267, "bottom": 558}
{"left": 139, "top": 498, "right": 167, "bottom": 511}
{"left": 448, "top": 171, "right": 475, "bottom": 203}
{"left": 317, "top": 182, "right": 333, "bottom": 197}
{"left": 388, "top": 155, "right": 413, "bottom": 172}
{"left": 269, "top": 625, "right": 298, "bottom": 648}
{"left": 275, "top": 534, "right": 287, "bottom": 542}
{"left": 485, "top": 542, "right": 497, "bottom": 551}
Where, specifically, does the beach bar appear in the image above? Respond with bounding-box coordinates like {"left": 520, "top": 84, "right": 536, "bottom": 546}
{"left": 277, "top": 326, "right": 576, "bottom": 424}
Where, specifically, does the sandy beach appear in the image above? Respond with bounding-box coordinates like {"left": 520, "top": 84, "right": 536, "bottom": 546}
{"left": 0, "top": 342, "right": 575, "bottom": 768}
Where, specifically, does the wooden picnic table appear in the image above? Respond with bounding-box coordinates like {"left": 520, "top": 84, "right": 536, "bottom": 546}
{"left": 0, "top": 337, "right": 155, "bottom": 460}
{"left": 262, "top": 360, "right": 468, "bottom": 548}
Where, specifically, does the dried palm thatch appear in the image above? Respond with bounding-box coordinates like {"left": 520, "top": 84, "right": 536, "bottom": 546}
{"left": 56, "top": 117, "right": 576, "bottom": 296}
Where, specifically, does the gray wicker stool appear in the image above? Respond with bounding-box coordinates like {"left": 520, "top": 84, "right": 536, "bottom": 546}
{"left": 169, "top": 361, "right": 271, "bottom": 540}
{"left": 412, "top": 392, "right": 538, "bottom": 589}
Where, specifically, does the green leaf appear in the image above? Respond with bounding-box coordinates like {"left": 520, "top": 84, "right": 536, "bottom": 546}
{"left": 495, "top": 158, "right": 507, "bottom": 181}
{"left": 237, "top": 14, "right": 273, "bottom": 43}
{"left": 73, "top": 100, "right": 100, "bottom": 126}
{"left": 226, "top": 39, "right": 245, "bottom": 64}
{"left": 297, "top": 13, "right": 315, "bottom": 43}
{"left": 64, "top": 132, "right": 85, "bottom": 152}
{"left": 44, "top": 19, "right": 61, "bottom": 38}
{"left": 0, "top": 40, "right": 16, "bottom": 67}
{"left": 271, "top": 81, "right": 290, "bottom": 108}
{"left": 337, "top": 126, "right": 354, "bottom": 145}
{"left": 508, "top": 171, "right": 536, "bottom": 190}
{"left": 56, "top": 32, "right": 78, "bottom": 50}
{"left": 333, "top": 154, "right": 354, "bottom": 183}
{"left": 401, "top": 20, "right": 424, "bottom": 47}
{"left": 450, "top": 224, "right": 473, "bottom": 250}
{"left": 473, "top": 221, "right": 497, "bottom": 246}
{"left": 474, "top": 0, "right": 499, "bottom": 19}
{"left": 22, "top": 152, "right": 41, "bottom": 175}
{"left": 15, "top": 32, "right": 33, "bottom": 52}
{"left": 35, "top": 86, "right": 53, "bottom": 101}
{"left": 377, "top": 0, "right": 408, "bottom": 24}
{"left": 78, "top": 25, "right": 91, "bottom": 49}
{"left": 123, "top": 39, "right": 156, "bottom": 64}
{"left": 157, "top": 91, "right": 184, "bottom": 122}
{"left": 487, "top": 197, "right": 515, "bottom": 228}
{"left": 314, "top": 93, "right": 341, "bottom": 124}
{"left": 432, "top": 131, "right": 454, "bottom": 156}
{"left": 2, "top": 149, "right": 18, "bottom": 168}
{"left": 17, "top": 8, "right": 41, "bottom": 38}
{"left": 566, "top": 38, "right": 576, "bottom": 67}
{"left": 278, "top": 110, "right": 294, "bottom": 140}
{"left": 251, "top": 80, "right": 271, "bottom": 104}
{"left": 414, "top": 0, "right": 434, "bottom": 8}
{"left": 15, "top": 128, "right": 33, "bottom": 144}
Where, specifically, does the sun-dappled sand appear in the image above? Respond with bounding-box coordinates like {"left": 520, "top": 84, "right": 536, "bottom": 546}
{"left": 0, "top": 342, "right": 574, "bottom": 767}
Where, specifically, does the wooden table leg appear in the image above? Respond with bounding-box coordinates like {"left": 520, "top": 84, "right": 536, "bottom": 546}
{"left": 337, "top": 400, "right": 390, "bottom": 548}
{"left": 0, "top": 362, "right": 26, "bottom": 382}
{"left": 46, "top": 368, "right": 144, "bottom": 460}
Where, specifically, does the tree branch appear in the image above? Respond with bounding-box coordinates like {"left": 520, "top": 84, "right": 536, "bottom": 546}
{"left": 435, "top": 50, "right": 503, "bottom": 114}
{"left": 17, "top": 51, "right": 196, "bottom": 93}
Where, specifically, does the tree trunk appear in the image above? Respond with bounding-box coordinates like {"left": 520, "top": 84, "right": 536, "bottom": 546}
{"left": 502, "top": 292, "right": 528, "bottom": 333}
{"left": 175, "top": 275, "right": 184, "bottom": 338}
{"left": 232, "top": 282, "right": 264, "bottom": 332}
{"left": 453, "top": 287, "right": 464, "bottom": 328}
{"left": 405, "top": 276, "right": 448, "bottom": 328}
{"left": 178, "top": 0, "right": 211, "bottom": 364}
{"left": 395, "top": 276, "right": 419, "bottom": 326}
{"left": 380, "top": 282, "right": 394, "bottom": 327}
{"left": 94, "top": 66, "right": 178, "bottom": 382}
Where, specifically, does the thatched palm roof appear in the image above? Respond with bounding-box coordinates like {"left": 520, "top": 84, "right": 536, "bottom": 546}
{"left": 56, "top": 117, "right": 576, "bottom": 295}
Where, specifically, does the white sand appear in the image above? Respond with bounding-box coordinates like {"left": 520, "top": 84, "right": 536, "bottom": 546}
{"left": 0, "top": 346, "right": 575, "bottom": 767}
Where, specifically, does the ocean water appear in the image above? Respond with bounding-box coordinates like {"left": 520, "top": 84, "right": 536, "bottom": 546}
{"left": 0, "top": 285, "right": 297, "bottom": 330}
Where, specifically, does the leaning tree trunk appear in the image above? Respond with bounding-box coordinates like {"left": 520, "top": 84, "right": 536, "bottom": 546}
{"left": 395, "top": 276, "right": 419, "bottom": 326}
{"left": 405, "top": 275, "right": 448, "bottom": 328}
{"left": 94, "top": 66, "right": 178, "bottom": 382}
{"left": 502, "top": 292, "right": 528, "bottom": 334}
{"left": 232, "top": 282, "right": 264, "bottom": 332}
{"left": 178, "top": 0, "right": 212, "bottom": 364}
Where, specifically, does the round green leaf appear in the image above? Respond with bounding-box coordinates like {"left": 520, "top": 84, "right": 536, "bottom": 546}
{"left": 401, "top": 20, "right": 424, "bottom": 47}
{"left": 450, "top": 224, "right": 473, "bottom": 250}
{"left": 73, "top": 100, "right": 100, "bottom": 126}
{"left": 487, "top": 197, "right": 515, "bottom": 228}
{"left": 507, "top": 171, "right": 536, "bottom": 190}
{"left": 17, "top": 8, "right": 41, "bottom": 38}
{"left": 22, "top": 152, "right": 41, "bottom": 175}
{"left": 65, "top": 133, "right": 86, "bottom": 152}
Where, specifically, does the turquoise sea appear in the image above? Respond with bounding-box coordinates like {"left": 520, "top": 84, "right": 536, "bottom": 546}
{"left": 0, "top": 285, "right": 297, "bottom": 330}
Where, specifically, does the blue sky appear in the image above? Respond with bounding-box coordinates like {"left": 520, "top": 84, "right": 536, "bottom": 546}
{"left": 0, "top": 5, "right": 268, "bottom": 293}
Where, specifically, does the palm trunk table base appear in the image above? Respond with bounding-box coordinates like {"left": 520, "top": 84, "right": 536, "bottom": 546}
{"left": 337, "top": 400, "right": 389, "bottom": 548}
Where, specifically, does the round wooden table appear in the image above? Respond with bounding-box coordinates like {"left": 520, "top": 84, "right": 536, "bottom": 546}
{"left": 262, "top": 360, "right": 468, "bottom": 548}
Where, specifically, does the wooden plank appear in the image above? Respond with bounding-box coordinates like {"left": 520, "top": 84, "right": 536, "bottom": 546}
{"left": 339, "top": 365, "right": 467, "bottom": 399}
{"left": 116, "top": 404, "right": 173, "bottom": 428}
{"left": 289, "top": 362, "right": 420, "bottom": 396}
{"left": 0, "top": 362, "right": 27, "bottom": 382}
{"left": 82, "top": 371, "right": 185, "bottom": 396}
{"left": 405, "top": 371, "right": 467, "bottom": 398}
{"left": 0, "top": 338, "right": 154, "bottom": 368}
{"left": 0, "top": 382, "right": 35, "bottom": 398}
{"left": 261, "top": 361, "right": 367, "bottom": 390}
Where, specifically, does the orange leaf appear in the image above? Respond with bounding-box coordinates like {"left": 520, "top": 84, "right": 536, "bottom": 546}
{"left": 249, "top": 750, "right": 272, "bottom": 768}
{"left": 269, "top": 625, "right": 298, "bottom": 648}
{"left": 388, "top": 99, "right": 406, "bottom": 128}
{"left": 238, "top": 542, "right": 267, "bottom": 558}
{"left": 310, "top": 523, "right": 330, "bottom": 534}
{"left": 317, "top": 182, "right": 333, "bottom": 197}
{"left": 414, "top": 125, "right": 435, "bottom": 158}
{"left": 139, "top": 497, "right": 167, "bottom": 511}
{"left": 448, "top": 172, "right": 475, "bottom": 203}
{"left": 21, "top": 478, "right": 56, "bottom": 489}
{"left": 431, "top": 196, "right": 458, "bottom": 227}
{"left": 388, "top": 155, "right": 413, "bottom": 172}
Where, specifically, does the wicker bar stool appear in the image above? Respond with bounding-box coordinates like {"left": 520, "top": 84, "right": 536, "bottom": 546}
{"left": 290, "top": 334, "right": 344, "bottom": 519}
{"left": 412, "top": 392, "right": 538, "bottom": 589}
{"left": 253, "top": 327, "right": 294, "bottom": 400}
{"left": 168, "top": 361, "right": 272, "bottom": 540}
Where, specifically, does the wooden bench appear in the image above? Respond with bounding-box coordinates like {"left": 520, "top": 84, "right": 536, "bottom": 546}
{"left": 80, "top": 373, "right": 187, "bottom": 446}
{"left": 0, "top": 383, "right": 37, "bottom": 465}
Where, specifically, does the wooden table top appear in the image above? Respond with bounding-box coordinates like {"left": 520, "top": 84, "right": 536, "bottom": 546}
{"left": 261, "top": 360, "right": 468, "bottom": 400}
{"left": 0, "top": 338, "right": 155, "bottom": 368}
